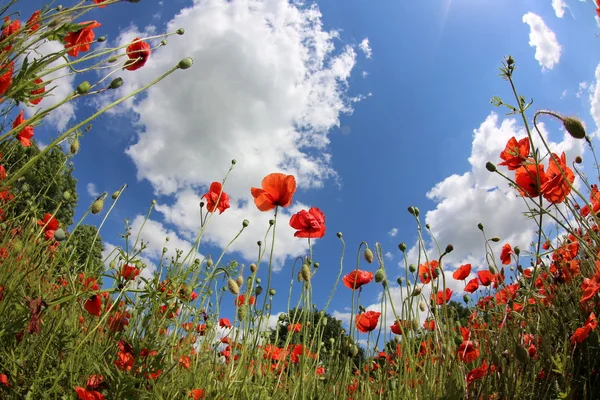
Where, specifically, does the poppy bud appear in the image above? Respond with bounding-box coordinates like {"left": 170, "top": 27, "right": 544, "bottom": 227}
{"left": 227, "top": 278, "right": 239, "bottom": 295}
{"left": 562, "top": 116, "right": 587, "bottom": 139}
{"left": 408, "top": 206, "right": 419, "bottom": 216}
{"left": 314, "top": 262, "right": 320, "bottom": 269}
{"left": 236, "top": 275, "right": 244, "bottom": 287}
{"left": 250, "top": 263, "right": 257, "bottom": 273}
{"left": 491, "top": 237, "right": 500, "bottom": 242}
{"left": 76, "top": 81, "right": 91, "bottom": 95}
{"left": 109, "top": 77, "right": 123, "bottom": 89}
{"left": 54, "top": 228, "right": 66, "bottom": 242}
{"left": 412, "top": 287, "right": 422, "bottom": 296}
{"left": 463, "top": 294, "right": 470, "bottom": 304}
{"left": 322, "top": 318, "right": 328, "bottom": 326}
{"left": 269, "top": 219, "right": 274, "bottom": 226}
{"left": 97, "top": 36, "right": 106, "bottom": 42}
{"left": 409, "top": 264, "right": 416, "bottom": 273}
{"left": 206, "top": 258, "right": 213, "bottom": 268}
{"left": 1, "top": 19, "right": 10, "bottom": 30}
{"left": 160, "top": 40, "right": 167, "bottom": 46}
{"left": 445, "top": 244, "right": 453, "bottom": 253}
{"left": 300, "top": 264, "right": 311, "bottom": 282}
{"left": 255, "top": 286, "right": 263, "bottom": 296}
{"left": 364, "top": 248, "right": 374, "bottom": 263}
{"left": 336, "top": 232, "right": 343, "bottom": 238}
{"left": 489, "top": 265, "right": 498, "bottom": 275}
{"left": 434, "top": 268, "right": 441, "bottom": 277}
{"left": 419, "top": 301, "right": 426, "bottom": 312}
{"left": 477, "top": 223, "right": 484, "bottom": 231}
{"left": 329, "top": 338, "right": 335, "bottom": 344}
{"left": 91, "top": 197, "right": 105, "bottom": 214}
{"left": 177, "top": 57, "right": 193, "bottom": 70}
{"left": 575, "top": 156, "right": 582, "bottom": 164}
{"left": 515, "top": 345, "right": 529, "bottom": 364}
{"left": 398, "top": 242, "right": 407, "bottom": 252}
{"left": 237, "top": 307, "right": 247, "bottom": 320}
{"left": 514, "top": 246, "right": 520, "bottom": 256}
{"left": 70, "top": 138, "right": 80, "bottom": 155}
{"left": 349, "top": 345, "right": 359, "bottom": 357}
{"left": 177, "top": 28, "right": 185, "bottom": 35}
{"left": 397, "top": 277, "right": 403, "bottom": 286}
{"left": 257, "top": 241, "right": 262, "bottom": 246}
{"left": 485, "top": 162, "right": 496, "bottom": 172}
{"left": 256, "top": 278, "right": 261, "bottom": 284}
{"left": 108, "top": 56, "right": 118, "bottom": 63}
{"left": 109, "top": 259, "right": 116, "bottom": 269}
{"left": 269, "top": 289, "right": 276, "bottom": 296}
{"left": 111, "top": 191, "right": 120, "bottom": 200}
{"left": 454, "top": 336, "right": 463, "bottom": 346}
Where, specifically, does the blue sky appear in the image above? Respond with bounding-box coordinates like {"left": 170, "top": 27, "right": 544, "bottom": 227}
{"left": 18, "top": 0, "right": 600, "bottom": 334}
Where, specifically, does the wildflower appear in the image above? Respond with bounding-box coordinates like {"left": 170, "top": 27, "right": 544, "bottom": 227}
{"left": 457, "top": 340, "right": 480, "bottom": 363}
{"left": 355, "top": 310, "right": 381, "bottom": 333}
{"left": 201, "top": 182, "right": 230, "bottom": 214}
{"left": 515, "top": 162, "right": 547, "bottom": 198}
{"left": 316, "top": 366, "right": 325, "bottom": 375}
{"left": 251, "top": 173, "right": 296, "bottom": 211}
{"left": 26, "top": 10, "right": 41, "bottom": 32}
{"left": 119, "top": 264, "right": 141, "bottom": 281}
{"left": 423, "top": 319, "right": 436, "bottom": 331}
{"left": 114, "top": 351, "right": 134, "bottom": 371}
{"left": 288, "top": 323, "right": 302, "bottom": 333}
{"left": 189, "top": 389, "right": 206, "bottom": 399}
{"left": 85, "top": 374, "right": 104, "bottom": 390}
{"left": 125, "top": 38, "right": 151, "bottom": 71}
{"left": 571, "top": 313, "right": 598, "bottom": 345}
{"left": 541, "top": 152, "right": 574, "bottom": 204}
{"left": 499, "top": 136, "right": 530, "bottom": 170}
{"left": 0, "top": 62, "right": 13, "bottom": 96}
{"left": 219, "top": 317, "right": 232, "bottom": 328}
{"left": 0, "top": 373, "right": 7, "bottom": 387}
{"left": 477, "top": 270, "right": 492, "bottom": 286}
{"left": 13, "top": 110, "right": 34, "bottom": 147}
{"left": 418, "top": 260, "right": 439, "bottom": 284}
{"left": 433, "top": 288, "right": 453, "bottom": 305}
{"left": 453, "top": 263, "right": 471, "bottom": 280}
{"left": 289, "top": 207, "right": 326, "bottom": 238}
{"left": 84, "top": 295, "right": 102, "bottom": 316}
{"left": 0, "top": 18, "right": 21, "bottom": 53}
{"left": 37, "top": 213, "right": 59, "bottom": 240}
{"left": 64, "top": 21, "right": 102, "bottom": 57}
{"left": 500, "top": 243, "right": 513, "bottom": 265}
{"left": 74, "top": 387, "right": 105, "bottom": 400}
{"left": 466, "top": 360, "right": 488, "bottom": 387}
{"left": 179, "top": 355, "right": 191, "bottom": 369}
{"left": 580, "top": 184, "right": 600, "bottom": 217}
{"left": 342, "top": 270, "right": 374, "bottom": 290}
{"left": 234, "top": 294, "right": 255, "bottom": 307}
{"left": 29, "top": 78, "right": 45, "bottom": 105}
{"left": 390, "top": 320, "right": 412, "bottom": 335}
{"left": 93, "top": 0, "right": 108, "bottom": 8}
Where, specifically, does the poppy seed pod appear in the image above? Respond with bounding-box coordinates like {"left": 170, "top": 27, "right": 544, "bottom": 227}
{"left": 562, "top": 116, "right": 587, "bottom": 139}
{"left": 364, "top": 248, "right": 374, "bottom": 263}
{"left": 227, "top": 278, "right": 239, "bottom": 295}
{"left": 375, "top": 268, "right": 385, "bottom": 283}
{"left": 91, "top": 197, "right": 104, "bottom": 214}
{"left": 300, "top": 264, "right": 311, "bottom": 282}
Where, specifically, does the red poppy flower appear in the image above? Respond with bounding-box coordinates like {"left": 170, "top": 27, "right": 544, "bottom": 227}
{"left": 500, "top": 243, "right": 513, "bottom": 265}
{"left": 288, "top": 323, "right": 302, "bottom": 333}
{"left": 201, "top": 182, "right": 230, "bottom": 214}
{"left": 124, "top": 38, "right": 151, "bottom": 71}
{"left": 581, "top": 184, "right": 600, "bottom": 217}
{"left": 85, "top": 375, "right": 104, "bottom": 390}
{"left": 179, "top": 355, "right": 191, "bottom": 369}
{"left": 499, "top": 136, "right": 530, "bottom": 170}
{"left": 289, "top": 207, "right": 326, "bottom": 238}
{"left": 75, "top": 387, "right": 105, "bottom": 400}
{"left": 189, "top": 389, "right": 206, "bottom": 399}
{"left": 355, "top": 310, "right": 381, "bottom": 333}
{"left": 114, "top": 351, "right": 134, "bottom": 371}
{"left": 0, "top": 62, "right": 12, "bottom": 96}
{"left": 515, "top": 162, "right": 547, "bottom": 198}
{"left": 477, "top": 270, "right": 492, "bottom": 286}
{"left": 13, "top": 110, "right": 34, "bottom": 147}
{"left": 37, "top": 213, "right": 59, "bottom": 240}
{"left": 26, "top": 10, "right": 41, "bottom": 32}
{"left": 423, "top": 319, "right": 436, "bottom": 331}
{"left": 541, "top": 152, "right": 574, "bottom": 204}
{"left": 433, "top": 288, "right": 453, "bottom": 305}
{"left": 251, "top": 173, "right": 296, "bottom": 211}
{"left": 0, "top": 19, "right": 21, "bottom": 53}
{"left": 234, "top": 294, "right": 255, "bottom": 307}
{"left": 84, "top": 295, "right": 102, "bottom": 316}
{"left": 0, "top": 373, "right": 7, "bottom": 387}
{"left": 453, "top": 263, "right": 471, "bottom": 280}
{"left": 64, "top": 21, "right": 102, "bottom": 57}
{"left": 316, "top": 366, "right": 325, "bottom": 375}
{"left": 342, "top": 270, "right": 374, "bottom": 290}
{"left": 464, "top": 278, "right": 479, "bottom": 293}
{"left": 390, "top": 320, "right": 411, "bottom": 335}
{"left": 457, "top": 340, "right": 480, "bottom": 363}
{"left": 120, "top": 264, "right": 141, "bottom": 281}
{"left": 466, "top": 360, "right": 488, "bottom": 387}
{"left": 219, "top": 317, "right": 232, "bottom": 328}
{"left": 93, "top": 0, "right": 108, "bottom": 8}
{"left": 29, "top": 78, "right": 45, "bottom": 105}
{"left": 418, "top": 260, "right": 439, "bottom": 284}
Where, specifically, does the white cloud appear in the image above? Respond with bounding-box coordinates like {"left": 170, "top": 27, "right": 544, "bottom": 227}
{"left": 560, "top": 89, "right": 567, "bottom": 99}
{"left": 384, "top": 251, "right": 393, "bottom": 260}
{"left": 359, "top": 38, "right": 372, "bottom": 59}
{"left": 96, "top": 0, "right": 363, "bottom": 269}
{"left": 23, "top": 39, "right": 76, "bottom": 130}
{"left": 577, "top": 81, "right": 589, "bottom": 98}
{"left": 552, "top": 0, "right": 567, "bottom": 18}
{"left": 406, "top": 112, "right": 585, "bottom": 277}
{"left": 87, "top": 183, "right": 99, "bottom": 197}
{"left": 388, "top": 228, "right": 398, "bottom": 237}
{"left": 590, "top": 64, "right": 600, "bottom": 136}
{"left": 522, "top": 13, "right": 562, "bottom": 70}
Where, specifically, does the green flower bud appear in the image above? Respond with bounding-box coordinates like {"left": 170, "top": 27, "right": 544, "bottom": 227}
{"left": 490, "top": 237, "right": 500, "bottom": 242}
{"left": 177, "top": 57, "right": 193, "bottom": 70}
{"left": 112, "top": 191, "right": 120, "bottom": 200}
{"left": 250, "top": 263, "right": 257, "bottom": 273}
{"left": 486, "top": 162, "right": 496, "bottom": 172}
{"left": 412, "top": 287, "right": 422, "bottom": 297}
{"left": 321, "top": 318, "right": 328, "bottom": 326}
{"left": 242, "top": 219, "right": 249, "bottom": 227}
{"left": 269, "top": 289, "right": 276, "bottom": 296}
{"left": 279, "top": 313, "right": 286, "bottom": 321}
{"left": 236, "top": 275, "right": 244, "bottom": 287}
{"left": 314, "top": 262, "right": 320, "bottom": 269}
{"left": 419, "top": 301, "right": 426, "bottom": 312}
{"left": 109, "top": 77, "right": 123, "bottom": 89}
{"left": 445, "top": 244, "right": 454, "bottom": 253}
{"left": 463, "top": 294, "right": 470, "bottom": 304}
{"left": 477, "top": 223, "right": 484, "bottom": 231}
{"left": 255, "top": 286, "right": 263, "bottom": 296}
{"left": 63, "top": 191, "right": 71, "bottom": 200}
{"left": 398, "top": 242, "right": 407, "bottom": 252}
{"left": 107, "top": 56, "right": 118, "bottom": 63}
{"left": 563, "top": 116, "right": 587, "bottom": 140}
{"left": 336, "top": 232, "right": 343, "bottom": 238}
{"left": 514, "top": 246, "right": 520, "bottom": 256}
{"left": 160, "top": 40, "right": 167, "bottom": 46}
{"left": 227, "top": 278, "right": 239, "bottom": 295}
{"left": 375, "top": 268, "right": 386, "bottom": 283}
{"left": 489, "top": 265, "right": 498, "bottom": 275}
{"left": 364, "top": 248, "right": 374, "bottom": 264}
{"left": 54, "top": 228, "right": 67, "bottom": 242}
{"left": 76, "top": 81, "right": 90, "bottom": 95}
{"left": 206, "top": 258, "right": 213, "bottom": 268}
{"left": 91, "top": 197, "right": 104, "bottom": 214}
{"left": 70, "top": 138, "right": 80, "bottom": 155}
{"left": 408, "top": 264, "right": 416, "bottom": 273}
{"left": 177, "top": 28, "right": 185, "bottom": 35}
{"left": 300, "top": 264, "right": 311, "bottom": 282}
{"left": 396, "top": 277, "right": 403, "bottom": 286}
{"left": 97, "top": 36, "right": 106, "bottom": 42}
{"left": 454, "top": 336, "right": 464, "bottom": 346}
{"left": 256, "top": 277, "right": 261, "bottom": 284}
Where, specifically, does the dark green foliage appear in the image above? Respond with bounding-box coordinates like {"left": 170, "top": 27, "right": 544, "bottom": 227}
{"left": 69, "top": 224, "right": 105, "bottom": 276}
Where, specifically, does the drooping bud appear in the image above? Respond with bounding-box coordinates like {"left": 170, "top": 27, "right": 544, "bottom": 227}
{"left": 408, "top": 206, "right": 419, "bottom": 217}
{"left": 76, "top": 81, "right": 91, "bottom": 95}
{"left": 269, "top": 289, "right": 276, "bottom": 296}
{"left": 563, "top": 116, "right": 587, "bottom": 140}
{"left": 109, "top": 77, "right": 123, "bottom": 89}
{"left": 256, "top": 278, "right": 261, "bottom": 284}
{"left": 91, "top": 196, "right": 105, "bottom": 214}
{"left": 411, "top": 287, "right": 422, "bottom": 297}
{"left": 375, "top": 268, "right": 386, "bottom": 283}
{"left": 70, "top": 138, "right": 80, "bottom": 155}
{"left": 314, "top": 262, "right": 320, "bottom": 269}
{"left": 250, "top": 263, "right": 257, "bottom": 273}
{"left": 177, "top": 28, "right": 185, "bottom": 35}
{"left": 236, "top": 275, "right": 244, "bottom": 287}
{"left": 419, "top": 301, "right": 426, "bottom": 312}
{"left": 227, "top": 278, "right": 239, "bottom": 295}
{"left": 206, "top": 258, "right": 213, "bottom": 268}
{"left": 336, "top": 232, "right": 343, "bottom": 238}
{"left": 477, "top": 223, "right": 484, "bottom": 231}
{"left": 490, "top": 237, "right": 500, "bottom": 242}
{"left": 322, "top": 318, "right": 328, "bottom": 326}
{"left": 489, "top": 265, "right": 498, "bottom": 275}
{"left": 396, "top": 277, "right": 403, "bottom": 286}
{"left": 112, "top": 191, "right": 120, "bottom": 200}
{"left": 364, "top": 248, "right": 374, "bottom": 263}
{"left": 485, "top": 162, "right": 496, "bottom": 172}
{"left": 177, "top": 57, "right": 193, "bottom": 70}
{"left": 575, "top": 156, "right": 583, "bottom": 164}
{"left": 300, "top": 264, "right": 311, "bottom": 282}
{"left": 445, "top": 244, "right": 454, "bottom": 254}
{"left": 514, "top": 246, "right": 520, "bottom": 256}
{"left": 255, "top": 286, "right": 263, "bottom": 296}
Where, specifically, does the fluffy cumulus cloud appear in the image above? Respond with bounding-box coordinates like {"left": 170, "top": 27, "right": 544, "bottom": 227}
{"left": 359, "top": 38, "right": 372, "bottom": 59}
{"left": 405, "top": 112, "right": 585, "bottom": 278}
{"left": 522, "top": 13, "right": 562, "bottom": 70}
{"left": 87, "top": 183, "right": 99, "bottom": 197}
{"left": 589, "top": 63, "right": 600, "bottom": 136}
{"left": 552, "top": 0, "right": 567, "bottom": 18}
{"left": 98, "top": 0, "right": 364, "bottom": 268}
{"left": 388, "top": 228, "right": 398, "bottom": 237}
